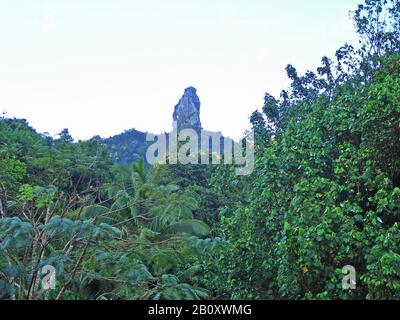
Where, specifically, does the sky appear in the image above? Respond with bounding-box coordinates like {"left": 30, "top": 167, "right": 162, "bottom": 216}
{"left": 0, "top": 0, "right": 361, "bottom": 141}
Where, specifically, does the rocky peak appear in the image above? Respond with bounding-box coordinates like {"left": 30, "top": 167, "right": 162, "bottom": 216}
{"left": 173, "top": 87, "right": 202, "bottom": 131}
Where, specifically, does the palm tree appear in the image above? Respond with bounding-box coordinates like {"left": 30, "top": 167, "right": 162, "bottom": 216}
{"left": 102, "top": 159, "right": 212, "bottom": 299}
{"left": 106, "top": 158, "right": 210, "bottom": 237}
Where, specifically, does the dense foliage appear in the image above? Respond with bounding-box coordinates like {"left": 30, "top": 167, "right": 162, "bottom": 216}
{"left": 204, "top": 0, "right": 400, "bottom": 300}
{"left": 97, "top": 128, "right": 150, "bottom": 166}
{"left": 0, "top": 0, "right": 399, "bottom": 300}
{"left": 0, "top": 122, "right": 214, "bottom": 300}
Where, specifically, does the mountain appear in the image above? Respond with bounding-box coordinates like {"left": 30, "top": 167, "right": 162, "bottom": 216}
{"left": 99, "top": 86, "right": 206, "bottom": 165}
{"left": 173, "top": 86, "right": 202, "bottom": 131}
{"left": 95, "top": 129, "right": 149, "bottom": 165}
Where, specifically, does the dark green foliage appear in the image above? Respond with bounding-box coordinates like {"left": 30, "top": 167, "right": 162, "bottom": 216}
{"left": 208, "top": 56, "right": 400, "bottom": 299}
{"left": 99, "top": 129, "right": 150, "bottom": 165}
{"left": 0, "top": 119, "right": 214, "bottom": 300}
{"left": 206, "top": 0, "right": 400, "bottom": 300}
{"left": 208, "top": 55, "right": 400, "bottom": 300}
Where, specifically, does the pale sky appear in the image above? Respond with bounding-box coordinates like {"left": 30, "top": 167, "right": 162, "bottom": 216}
{"left": 0, "top": 0, "right": 360, "bottom": 141}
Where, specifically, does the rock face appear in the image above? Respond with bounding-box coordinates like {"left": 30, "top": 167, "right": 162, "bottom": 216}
{"left": 102, "top": 86, "right": 206, "bottom": 165}
{"left": 173, "top": 87, "right": 202, "bottom": 131}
